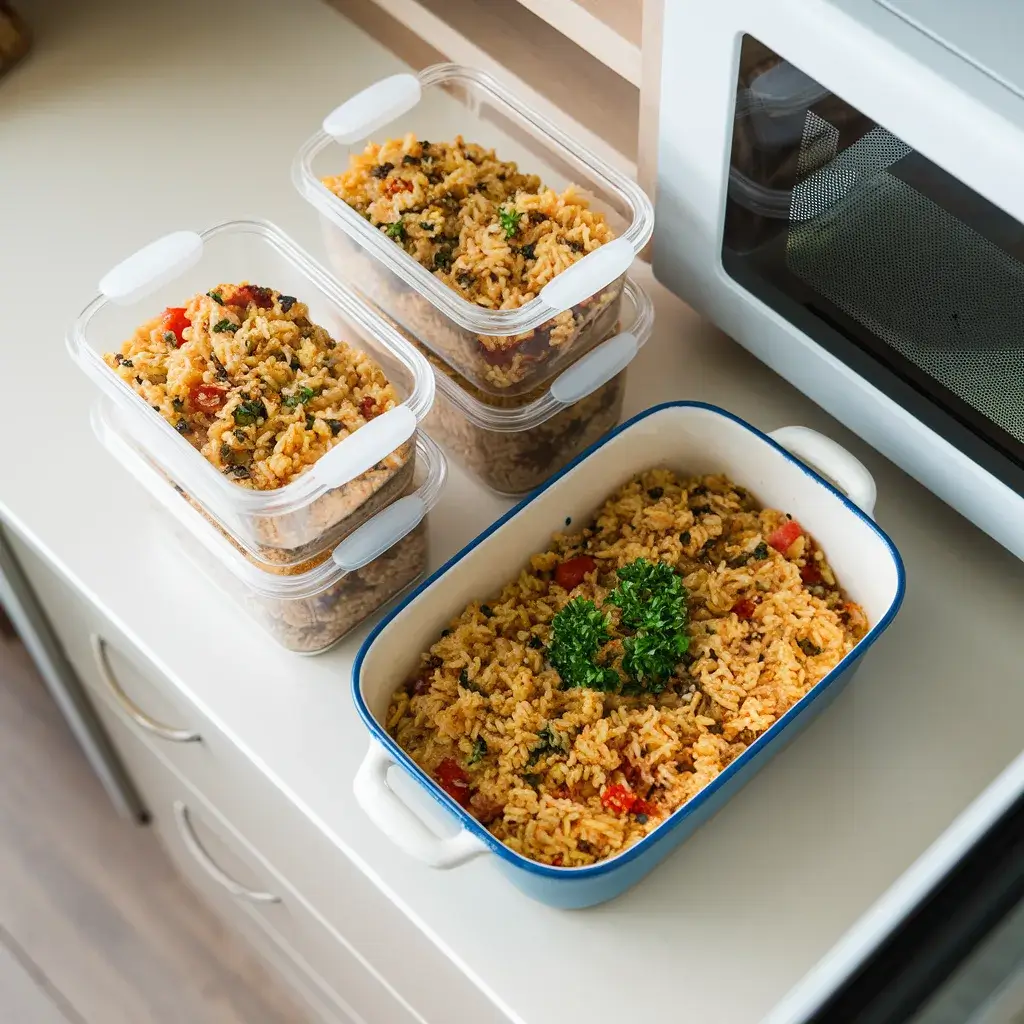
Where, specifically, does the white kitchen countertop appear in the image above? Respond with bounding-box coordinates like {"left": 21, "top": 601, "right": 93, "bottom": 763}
{"left": 4, "top": 1, "right": 1024, "bottom": 1022}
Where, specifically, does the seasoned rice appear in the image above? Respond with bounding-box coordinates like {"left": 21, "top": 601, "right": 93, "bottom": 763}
{"left": 387, "top": 469, "right": 869, "bottom": 868}
{"left": 322, "top": 135, "right": 621, "bottom": 390}
{"left": 104, "top": 283, "right": 405, "bottom": 490}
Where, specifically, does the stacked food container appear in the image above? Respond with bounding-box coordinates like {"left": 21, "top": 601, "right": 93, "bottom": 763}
{"left": 293, "top": 64, "right": 655, "bottom": 496}
{"left": 70, "top": 64, "right": 656, "bottom": 654}
{"left": 69, "top": 220, "right": 443, "bottom": 654}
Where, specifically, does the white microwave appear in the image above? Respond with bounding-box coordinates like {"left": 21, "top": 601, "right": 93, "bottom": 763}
{"left": 652, "top": 0, "right": 1024, "bottom": 560}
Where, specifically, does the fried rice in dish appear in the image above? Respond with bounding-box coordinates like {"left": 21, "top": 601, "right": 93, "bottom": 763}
{"left": 387, "top": 469, "right": 868, "bottom": 867}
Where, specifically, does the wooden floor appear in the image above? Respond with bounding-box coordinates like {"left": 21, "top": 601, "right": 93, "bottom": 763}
{"left": 0, "top": 630, "right": 307, "bottom": 1024}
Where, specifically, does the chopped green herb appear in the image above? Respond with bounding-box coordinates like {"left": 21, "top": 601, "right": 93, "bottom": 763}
{"left": 230, "top": 464, "right": 250, "bottom": 479}
{"left": 522, "top": 773, "right": 543, "bottom": 787}
{"left": 370, "top": 161, "right": 394, "bottom": 179}
{"left": 283, "top": 385, "right": 317, "bottom": 408}
{"left": 635, "top": 813, "right": 649, "bottom": 824}
{"left": 433, "top": 245, "right": 454, "bottom": 271}
{"left": 212, "top": 319, "right": 237, "bottom": 333}
{"left": 279, "top": 295, "right": 296, "bottom": 313}
{"left": 456, "top": 271, "right": 474, "bottom": 287}
{"left": 480, "top": 605, "right": 493, "bottom": 618}
{"left": 441, "top": 628, "right": 452, "bottom": 638}
{"left": 163, "top": 332, "right": 176, "bottom": 345}
{"left": 305, "top": 413, "right": 316, "bottom": 430}
{"left": 680, "top": 530, "right": 691, "bottom": 545}
{"left": 517, "top": 242, "right": 536, "bottom": 260}
{"left": 402, "top": 154, "right": 421, "bottom": 166}
{"left": 752, "top": 542, "right": 769, "bottom": 560}
{"left": 207, "top": 290, "right": 224, "bottom": 303}
{"left": 528, "top": 723, "right": 568, "bottom": 765}
{"left": 172, "top": 398, "right": 184, "bottom": 412}
{"left": 498, "top": 205, "right": 523, "bottom": 239}
{"left": 175, "top": 419, "right": 190, "bottom": 434}
{"left": 527, "top": 635, "right": 543, "bottom": 650}
{"left": 458, "top": 668, "right": 469, "bottom": 687}
{"left": 468, "top": 737, "right": 488, "bottom": 765}
{"left": 606, "top": 558, "right": 690, "bottom": 692}
{"left": 385, "top": 220, "right": 406, "bottom": 241}
{"left": 232, "top": 399, "right": 266, "bottom": 426}
{"left": 232, "top": 428, "right": 247, "bottom": 441}
{"left": 219, "top": 443, "right": 232, "bottom": 461}
{"left": 797, "top": 639, "right": 822, "bottom": 657}
{"left": 327, "top": 420, "right": 343, "bottom": 437}
{"left": 647, "top": 487, "right": 664, "bottom": 500}
{"left": 419, "top": 221, "right": 434, "bottom": 231}
{"left": 549, "top": 598, "right": 618, "bottom": 692}
{"left": 289, "top": 356, "right": 301, "bottom": 371}
{"left": 565, "top": 517, "right": 572, "bottom": 526}
{"left": 121, "top": 358, "right": 133, "bottom": 368}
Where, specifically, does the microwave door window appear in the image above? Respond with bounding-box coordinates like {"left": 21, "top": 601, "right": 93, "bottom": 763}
{"left": 723, "top": 35, "right": 1024, "bottom": 498}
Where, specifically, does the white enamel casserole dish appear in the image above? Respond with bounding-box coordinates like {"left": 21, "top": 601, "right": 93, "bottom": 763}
{"left": 352, "top": 403, "right": 905, "bottom": 907}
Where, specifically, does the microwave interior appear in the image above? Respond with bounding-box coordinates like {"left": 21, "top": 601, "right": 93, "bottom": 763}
{"left": 722, "top": 35, "right": 1024, "bottom": 497}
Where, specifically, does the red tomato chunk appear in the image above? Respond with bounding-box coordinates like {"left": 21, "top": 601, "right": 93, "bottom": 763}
{"left": 359, "top": 396, "right": 378, "bottom": 419}
{"left": 733, "top": 597, "right": 757, "bottom": 620}
{"left": 632, "top": 798, "right": 657, "bottom": 818}
{"left": 768, "top": 519, "right": 803, "bottom": 553}
{"left": 161, "top": 307, "right": 190, "bottom": 346}
{"left": 554, "top": 555, "right": 596, "bottom": 591}
{"left": 189, "top": 383, "right": 227, "bottom": 414}
{"left": 601, "top": 783, "right": 637, "bottom": 815}
{"left": 435, "top": 758, "right": 471, "bottom": 807}
{"left": 800, "top": 562, "right": 823, "bottom": 585}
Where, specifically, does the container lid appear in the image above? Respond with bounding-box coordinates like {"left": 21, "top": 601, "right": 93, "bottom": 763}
{"left": 67, "top": 220, "right": 436, "bottom": 523}
{"left": 292, "top": 64, "right": 654, "bottom": 338}
{"left": 91, "top": 400, "right": 447, "bottom": 599}
{"left": 431, "top": 275, "right": 653, "bottom": 431}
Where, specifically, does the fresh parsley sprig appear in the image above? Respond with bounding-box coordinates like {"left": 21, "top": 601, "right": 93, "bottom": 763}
{"left": 548, "top": 597, "right": 619, "bottom": 692}
{"left": 547, "top": 557, "right": 690, "bottom": 694}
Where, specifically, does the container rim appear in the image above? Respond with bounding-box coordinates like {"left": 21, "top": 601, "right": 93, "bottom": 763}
{"left": 431, "top": 275, "right": 653, "bottom": 431}
{"left": 351, "top": 401, "right": 907, "bottom": 880}
{"left": 92, "top": 398, "right": 448, "bottom": 599}
{"left": 292, "top": 63, "right": 655, "bottom": 337}
{"left": 67, "top": 218, "right": 436, "bottom": 516}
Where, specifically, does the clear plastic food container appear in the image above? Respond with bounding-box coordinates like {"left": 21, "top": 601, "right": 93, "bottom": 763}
{"left": 67, "top": 219, "right": 435, "bottom": 568}
{"left": 293, "top": 64, "right": 654, "bottom": 399}
{"left": 93, "top": 402, "right": 446, "bottom": 655}
{"left": 421, "top": 276, "right": 653, "bottom": 496}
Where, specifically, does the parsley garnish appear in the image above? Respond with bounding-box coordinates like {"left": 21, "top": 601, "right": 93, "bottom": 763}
{"left": 548, "top": 557, "right": 690, "bottom": 694}
{"left": 468, "top": 738, "right": 488, "bottom": 765}
{"left": 282, "top": 385, "right": 316, "bottom": 408}
{"left": 752, "top": 542, "right": 769, "bottom": 560}
{"left": 207, "top": 290, "right": 224, "bottom": 303}
{"left": 385, "top": 220, "right": 406, "bottom": 241}
{"left": 212, "top": 319, "right": 237, "bottom": 333}
{"left": 498, "top": 205, "right": 522, "bottom": 239}
{"left": 163, "top": 331, "right": 176, "bottom": 345}
{"left": 232, "top": 399, "right": 266, "bottom": 426}
{"left": 433, "top": 245, "right": 454, "bottom": 271}
{"left": 548, "top": 598, "right": 618, "bottom": 692}
{"left": 606, "top": 559, "right": 690, "bottom": 692}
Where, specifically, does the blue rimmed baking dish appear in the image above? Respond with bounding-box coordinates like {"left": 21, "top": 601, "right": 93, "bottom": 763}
{"left": 351, "top": 402, "right": 905, "bottom": 908}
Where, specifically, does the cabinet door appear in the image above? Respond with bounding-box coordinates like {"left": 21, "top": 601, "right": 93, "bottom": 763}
{"left": 89, "top": 694, "right": 422, "bottom": 1024}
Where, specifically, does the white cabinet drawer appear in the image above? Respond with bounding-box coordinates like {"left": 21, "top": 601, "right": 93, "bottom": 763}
{"left": 89, "top": 695, "right": 420, "bottom": 1024}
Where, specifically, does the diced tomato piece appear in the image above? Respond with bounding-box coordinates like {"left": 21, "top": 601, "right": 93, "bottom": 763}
{"left": 435, "top": 757, "right": 471, "bottom": 807}
{"left": 800, "top": 562, "right": 823, "bottom": 585}
{"left": 384, "top": 177, "right": 414, "bottom": 196}
{"left": 359, "top": 396, "right": 378, "bottom": 419}
{"left": 632, "top": 798, "right": 657, "bottom": 818}
{"left": 767, "top": 519, "right": 803, "bottom": 553}
{"left": 550, "top": 854, "right": 564, "bottom": 867}
{"left": 161, "top": 307, "right": 190, "bottom": 346}
{"left": 229, "top": 284, "right": 274, "bottom": 308}
{"left": 600, "top": 783, "right": 637, "bottom": 815}
{"left": 554, "top": 555, "right": 597, "bottom": 591}
{"left": 733, "top": 597, "right": 757, "bottom": 620}
{"left": 188, "top": 383, "right": 228, "bottom": 415}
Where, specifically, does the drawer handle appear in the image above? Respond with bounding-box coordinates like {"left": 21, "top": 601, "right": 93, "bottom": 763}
{"left": 173, "top": 801, "right": 280, "bottom": 904}
{"left": 90, "top": 634, "right": 201, "bottom": 744}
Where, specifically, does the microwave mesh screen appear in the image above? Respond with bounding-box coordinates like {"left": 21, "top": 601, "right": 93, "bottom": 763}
{"left": 785, "top": 125, "right": 1024, "bottom": 446}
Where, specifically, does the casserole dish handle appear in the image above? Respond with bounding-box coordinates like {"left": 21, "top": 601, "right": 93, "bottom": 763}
{"left": 354, "top": 742, "right": 490, "bottom": 868}
{"left": 769, "top": 426, "right": 877, "bottom": 517}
